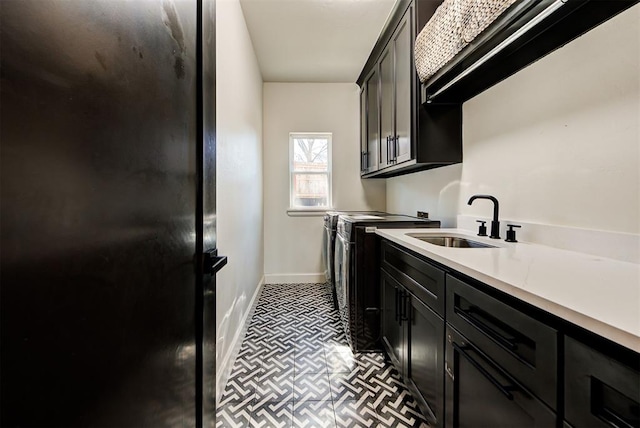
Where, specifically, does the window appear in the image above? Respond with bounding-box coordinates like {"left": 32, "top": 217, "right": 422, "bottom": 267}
{"left": 289, "top": 133, "right": 332, "bottom": 210}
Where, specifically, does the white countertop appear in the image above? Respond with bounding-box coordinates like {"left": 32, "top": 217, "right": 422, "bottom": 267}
{"left": 376, "top": 228, "right": 640, "bottom": 353}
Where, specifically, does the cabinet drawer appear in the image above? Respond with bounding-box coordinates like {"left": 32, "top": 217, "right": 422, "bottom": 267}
{"left": 381, "top": 240, "right": 445, "bottom": 317}
{"left": 565, "top": 336, "right": 639, "bottom": 427}
{"left": 446, "top": 275, "right": 557, "bottom": 408}
{"left": 445, "top": 326, "right": 557, "bottom": 428}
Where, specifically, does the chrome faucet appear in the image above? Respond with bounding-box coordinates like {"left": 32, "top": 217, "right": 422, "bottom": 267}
{"left": 468, "top": 195, "right": 500, "bottom": 239}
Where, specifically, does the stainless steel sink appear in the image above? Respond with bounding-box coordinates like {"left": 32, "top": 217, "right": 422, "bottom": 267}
{"left": 407, "top": 234, "right": 498, "bottom": 248}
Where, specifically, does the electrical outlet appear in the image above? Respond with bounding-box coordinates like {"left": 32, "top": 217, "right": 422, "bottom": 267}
{"left": 417, "top": 211, "right": 429, "bottom": 218}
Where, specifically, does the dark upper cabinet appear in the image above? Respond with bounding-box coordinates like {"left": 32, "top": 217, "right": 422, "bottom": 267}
{"left": 357, "top": 0, "right": 462, "bottom": 179}
{"left": 379, "top": 46, "right": 394, "bottom": 169}
{"left": 379, "top": 8, "right": 411, "bottom": 169}
{"left": 393, "top": 11, "right": 413, "bottom": 165}
{"left": 360, "top": 67, "right": 380, "bottom": 174}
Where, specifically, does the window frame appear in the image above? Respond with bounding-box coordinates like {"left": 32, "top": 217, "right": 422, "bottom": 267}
{"left": 288, "top": 132, "right": 333, "bottom": 213}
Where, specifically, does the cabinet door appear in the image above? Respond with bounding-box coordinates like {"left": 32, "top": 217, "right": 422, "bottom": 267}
{"left": 379, "top": 45, "right": 394, "bottom": 169}
{"left": 360, "top": 86, "right": 367, "bottom": 173}
{"left": 565, "top": 336, "right": 640, "bottom": 427}
{"left": 381, "top": 269, "right": 403, "bottom": 369}
{"left": 365, "top": 68, "right": 380, "bottom": 173}
{"left": 407, "top": 293, "right": 444, "bottom": 427}
{"left": 445, "top": 327, "right": 557, "bottom": 428}
{"left": 392, "top": 5, "right": 413, "bottom": 164}
{"left": 447, "top": 275, "right": 557, "bottom": 408}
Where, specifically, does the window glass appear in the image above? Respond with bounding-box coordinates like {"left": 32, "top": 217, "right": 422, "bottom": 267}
{"left": 290, "top": 133, "right": 331, "bottom": 209}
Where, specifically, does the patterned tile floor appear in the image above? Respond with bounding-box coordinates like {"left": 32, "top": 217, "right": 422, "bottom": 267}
{"left": 216, "top": 283, "right": 429, "bottom": 427}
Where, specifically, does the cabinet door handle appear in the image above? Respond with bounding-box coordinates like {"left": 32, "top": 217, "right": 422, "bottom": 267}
{"left": 394, "top": 286, "right": 399, "bottom": 322}
{"left": 390, "top": 136, "right": 395, "bottom": 162}
{"left": 454, "top": 306, "right": 519, "bottom": 352}
{"left": 452, "top": 342, "right": 516, "bottom": 401}
{"left": 394, "top": 135, "right": 399, "bottom": 161}
{"left": 401, "top": 290, "right": 409, "bottom": 322}
{"left": 386, "top": 136, "right": 391, "bottom": 163}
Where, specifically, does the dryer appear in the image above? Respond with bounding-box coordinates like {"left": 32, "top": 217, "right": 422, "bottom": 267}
{"left": 334, "top": 214, "right": 440, "bottom": 351}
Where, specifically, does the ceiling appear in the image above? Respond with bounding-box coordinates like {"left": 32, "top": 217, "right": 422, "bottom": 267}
{"left": 238, "top": 0, "right": 397, "bottom": 82}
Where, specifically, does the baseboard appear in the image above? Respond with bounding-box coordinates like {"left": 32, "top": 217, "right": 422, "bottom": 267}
{"left": 264, "top": 273, "right": 326, "bottom": 284}
{"left": 215, "top": 275, "right": 264, "bottom": 405}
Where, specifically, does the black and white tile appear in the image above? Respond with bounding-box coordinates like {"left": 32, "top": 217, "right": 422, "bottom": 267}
{"left": 216, "top": 283, "right": 430, "bottom": 427}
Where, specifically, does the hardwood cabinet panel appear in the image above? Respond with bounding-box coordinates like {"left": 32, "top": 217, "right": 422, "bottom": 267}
{"left": 393, "top": 9, "right": 413, "bottom": 164}
{"left": 565, "top": 336, "right": 640, "bottom": 427}
{"left": 407, "top": 294, "right": 444, "bottom": 425}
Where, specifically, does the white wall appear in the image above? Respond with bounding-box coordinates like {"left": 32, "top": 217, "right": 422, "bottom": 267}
{"left": 263, "top": 83, "right": 386, "bottom": 282}
{"left": 387, "top": 5, "right": 639, "bottom": 259}
{"left": 215, "top": 0, "right": 264, "bottom": 399}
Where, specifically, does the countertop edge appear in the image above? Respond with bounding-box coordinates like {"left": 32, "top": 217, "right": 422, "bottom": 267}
{"left": 376, "top": 228, "right": 640, "bottom": 354}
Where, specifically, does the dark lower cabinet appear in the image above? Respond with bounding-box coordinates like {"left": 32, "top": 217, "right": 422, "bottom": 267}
{"left": 445, "top": 326, "right": 557, "bottom": 428}
{"left": 407, "top": 291, "right": 445, "bottom": 424}
{"left": 446, "top": 275, "right": 557, "bottom": 409}
{"left": 382, "top": 269, "right": 404, "bottom": 369}
{"left": 379, "top": 238, "right": 639, "bottom": 428}
{"left": 564, "top": 336, "right": 640, "bottom": 428}
{"left": 381, "top": 268, "right": 444, "bottom": 427}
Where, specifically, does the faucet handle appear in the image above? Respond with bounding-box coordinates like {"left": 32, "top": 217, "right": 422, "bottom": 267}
{"left": 505, "top": 224, "right": 521, "bottom": 243}
{"left": 476, "top": 220, "right": 487, "bottom": 237}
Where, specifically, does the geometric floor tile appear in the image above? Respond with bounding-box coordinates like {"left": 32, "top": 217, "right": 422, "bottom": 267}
{"left": 333, "top": 399, "right": 378, "bottom": 428}
{"left": 294, "top": 372, "right": 332, "bottom": 402}
{"left": 293, "top": 400, "right": 336, "bottom": 428}
{"left": 216, "top": 397, "right": 253, "bottom": 427}
{"left": 217, "top": 283, "right": 430, "bottom": 427}
{"left": 251, "top": 400, "right": 292, "bottom": 428}
{"left": 330, "top": 370, "right": 371, "bottom": 402}
{"left": 375, "top": 390, "right": 430, "bottom": 428}
{"left": 326, "top": 351, "right": 359, "bottom": 373}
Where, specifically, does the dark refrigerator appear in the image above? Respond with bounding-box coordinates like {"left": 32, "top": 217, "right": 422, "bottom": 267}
{"left": 0, "top": 0, "right": 221, "bottom": 426}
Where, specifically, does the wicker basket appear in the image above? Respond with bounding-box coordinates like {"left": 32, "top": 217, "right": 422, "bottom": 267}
{"left": 415, "top": 0, "right": 518, "bottom": 83}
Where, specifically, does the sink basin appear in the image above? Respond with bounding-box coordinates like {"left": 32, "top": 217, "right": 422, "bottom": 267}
{"left": 407, "top": 234, "right": 498, "bottom": 248}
